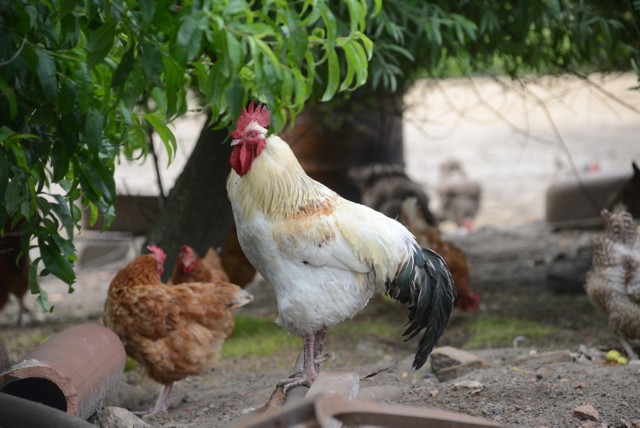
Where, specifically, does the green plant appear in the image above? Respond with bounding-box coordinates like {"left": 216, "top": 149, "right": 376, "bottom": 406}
{"left": 339, "top": 0, "right": 640, "bottom": 97}
{"left": 0, "top": 0, "right": 376, "bottom": 310}
{"left": 462, "top": 316, "right": 554, "bottom": 349}
{"left": 221, "top": 315, "right": 299, "bottom": 358}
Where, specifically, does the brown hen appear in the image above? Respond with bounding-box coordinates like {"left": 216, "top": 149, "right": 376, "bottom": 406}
{"left": 170, "top": 245, "right": 230, "bottom": 285}
{"left": 103, "top": 245, "right": 253, "bottom": 416}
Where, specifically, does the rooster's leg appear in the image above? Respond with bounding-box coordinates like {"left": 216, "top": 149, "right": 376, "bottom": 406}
{"left": 277, "top": 333, "right": 318, "bottom": 393}
{"left": 136, "top": 382, "right": 173, "bottom": 417}
{"left": 313, "top": 327, "right": 327, "bottom": 372}
{"left": 620, "top": 338, "right": 639, "bottom": 362}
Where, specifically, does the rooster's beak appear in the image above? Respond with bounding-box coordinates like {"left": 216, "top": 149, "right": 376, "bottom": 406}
{"left": 231, "top": 139, "right": 240, "bottom": 146}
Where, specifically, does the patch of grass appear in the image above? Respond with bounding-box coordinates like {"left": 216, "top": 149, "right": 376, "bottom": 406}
{"left": 222, "top": 315, "right": 299, "bottom": 358}
{"left": 462, "top": 316, "right": 555, "bottom": 349}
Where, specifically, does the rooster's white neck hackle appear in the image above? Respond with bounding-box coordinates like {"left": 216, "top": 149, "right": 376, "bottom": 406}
{"left": 228, "top": 136, "right": 336, "bottom": 222}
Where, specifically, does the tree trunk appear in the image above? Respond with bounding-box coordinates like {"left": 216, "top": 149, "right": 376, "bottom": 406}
{"left": 145, "top": 117, "right": 234, "bottom": 280}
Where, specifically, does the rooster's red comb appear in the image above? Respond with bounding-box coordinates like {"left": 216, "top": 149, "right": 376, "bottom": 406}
{"left": 147, "top": 245, "right": 166, "bottom": 263}
{"left": 235, "top": 102, "right": 271, "bottom": 134}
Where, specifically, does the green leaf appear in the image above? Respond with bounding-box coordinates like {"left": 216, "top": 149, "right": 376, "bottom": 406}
{"left": 125, "top": 122, "right": 148, "bottom": 156}
{"left": 101, "top": 203, "right": 116, "bottom": 230}
{"left": 112, "top": 48, "right": 135, "bottom": 88}
{"left": 86, "top": 21, "right": 117, "bottom": 68}
{"left": 371, "top": 0, "right": 382, "bottom": 17}
{"left": 339, "top": 43, "right": 357, "bottom": 91}
{"left": 0, "top": 149, "right": 8, "bottom": 196}
{"left": 225, "top": 77, "right": 245, "bottom": 120}
{"left": 36, "top": 48, "right": 57, "bottom": 102}
{"left": 320, "top": 7, "right": 337, "bottom": 46}
{"left": 0, "top": 78, "right": 18, "bottom": 119}
{"left": 174, "top": 12, "right": 206, "bottom": 64}
{"left": 254, "top": 39, "right": 282, "bottom": 78}
{"left": 164, "top": 58, "right": 186, "bottom": 119}
{"left": 343, "top": 0, "right": 365, "bottom": 35}
{"left": 144, "top": 112, "right": 176, "bottom": 165}
{"left": 320, "top": 46, "right": 340, "bottom": 101}
{"left": 150, "top": 87, "right": 167, "bottom": 112}
{"left": 6, "top": 141, "right": 28, "bottom": 170}
{"left": 84, "top": 107, "right": 103, "bottom": 153}
{"left": 87, "top": 201, "right": 99, "bottom": 227}
{"left": 0, "top": 126, "right": 13, "bottom": 142}
{"left": 29, "top": 262, "right": 53, "bottom": 312}
{"left": 226, "top": 33, "right": 243, "bottom": 72}
{"left": 5, "top": 179, "right": 24, "bottom": 217}
{"left": 354, "top": 31, "right": 373, "bottom": 60}
{"left": 58, "top": 79, "right": 77, "bottom": 115}
{"left": 51, "top": 195, "right": 74, "bottom": 238}
{"left": 39, "top": 239, "right": 76, "bottom": 284}
{"left": 141, "top": 42, "right": 163, "bottom": 86}
{"left": 291, "top": 68, "right": 307, "bottom": 109}
{"left": 139, "top": 0, "right": 157, "bottom": 28}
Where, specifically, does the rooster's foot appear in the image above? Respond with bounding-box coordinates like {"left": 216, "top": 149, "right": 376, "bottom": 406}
{"left": 277, "top": 373, "right": 315, "bottom": 394}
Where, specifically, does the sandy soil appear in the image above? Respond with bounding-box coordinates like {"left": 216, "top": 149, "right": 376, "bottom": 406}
{"left": 1, "top": 74, "right": 640, "bottom": 427}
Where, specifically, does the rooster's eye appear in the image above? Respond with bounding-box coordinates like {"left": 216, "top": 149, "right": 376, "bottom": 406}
{"left": 247, "top": 131, "right": 257, "bottom": 138}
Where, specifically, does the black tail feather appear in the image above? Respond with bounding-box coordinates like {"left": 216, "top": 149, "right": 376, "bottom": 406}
{"left": 387, "top": 246, "right": 456, "bottom": 369}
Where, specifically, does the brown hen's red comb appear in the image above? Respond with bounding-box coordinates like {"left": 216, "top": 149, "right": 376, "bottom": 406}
{"left": 235, "top": 102, "right": 271, "bottom": 134}
{"left": 147, "top": 245, "right": 166, "bottom": 263}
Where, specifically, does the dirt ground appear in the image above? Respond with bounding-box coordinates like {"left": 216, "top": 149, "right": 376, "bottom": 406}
{"left": 1, "top": 74, "right": 640, "bottom": 427}
{"left": 2, "top": 223, "right": 639, "bottom": 427}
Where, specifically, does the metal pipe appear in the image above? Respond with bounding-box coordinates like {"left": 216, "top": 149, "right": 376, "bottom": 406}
{"left": 0, "top": 392, "right": 94, "bottom": 428}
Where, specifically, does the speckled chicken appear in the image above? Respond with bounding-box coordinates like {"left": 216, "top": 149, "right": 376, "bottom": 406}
{"left": 585, "top": 210, "right": 640, "bottom": 361}
{"left": 103, "top": 245, "right": 253, "bottom": 416}
{"left": 437, "top": 158, "right": 481, "bottom": 232}
{"left": 348, "top": 163, "right": 438, "bottom": 226}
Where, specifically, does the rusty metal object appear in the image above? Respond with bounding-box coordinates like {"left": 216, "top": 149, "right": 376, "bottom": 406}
{"left": 228, "top": 371, "right": 503, "bottom": 428}
{"left": 0, "top": 323, "right": 126, "bottom": 419}
{"left": 0, "top": 392, "right": 94, "bottom": 427}
{"left": 317, "top": 394, "right": 503, "bottom": 428}
{"left": 228, "top": 393, "right": 503, "bottom": 428}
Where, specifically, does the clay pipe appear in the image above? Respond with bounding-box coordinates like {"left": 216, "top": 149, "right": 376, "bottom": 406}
{"left": 0, "top": 323, "right": 126, "bottom": 419}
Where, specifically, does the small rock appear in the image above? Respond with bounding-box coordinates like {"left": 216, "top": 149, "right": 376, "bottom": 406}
{"left": 430, "top": 346, "right": 488, "bottom": 382}
{"left": 632, "top": 420, "right": 640, "bottom": 428}
{"left": 574, "top": 381, "right": 588, "bottom": 389}
{"left": 516, "top": 350, "right": 574, "bottom": 367}
{"left": 357, "top": 385, "right": 402, "bottom": 402}
{"left": 536, "top": 367, "right": 553, "bottom": 379}
{"left": 96, "top": 406, "right": 150, "bottom": 428}
{"left": 453, "top": 380, "right": 484, "bottom": 390}
{"left": 429, "top": 389, "right": 439, "bottom": 397}
{"left": 307, "top": 371, "right": 360, "bottom": 400}
{"left": 573, "top": 404, "right": 600, "bottom": 421}
{"left": 579, "top": 423, "right": 607, "bottom": 428}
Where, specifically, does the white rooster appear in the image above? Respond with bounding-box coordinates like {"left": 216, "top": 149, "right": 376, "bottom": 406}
{"left": 226, "top": 103, "right": 456, "bottom": 391}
